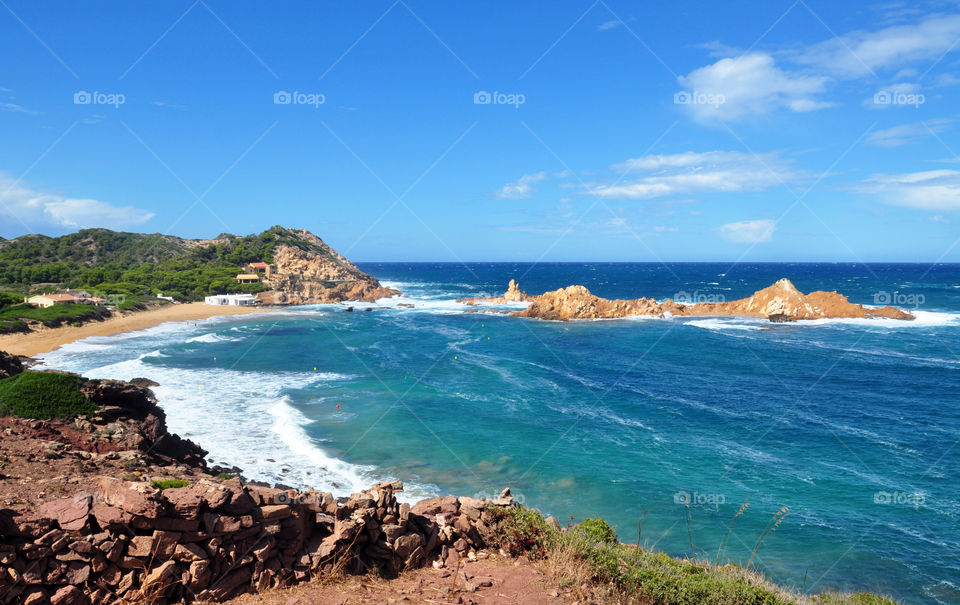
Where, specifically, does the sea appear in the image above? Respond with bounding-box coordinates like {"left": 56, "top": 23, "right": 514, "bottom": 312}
{"left": 37, "top": 263, "right": 960, "bottom": 604}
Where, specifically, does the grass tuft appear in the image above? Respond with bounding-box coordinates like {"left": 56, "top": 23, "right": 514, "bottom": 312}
{"left": 151, "top": 479, "right": 191, "bottom": 490}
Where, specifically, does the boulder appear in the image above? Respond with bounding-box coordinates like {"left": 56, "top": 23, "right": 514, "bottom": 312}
{"left": 95, "top": 477, "right": 166, "bottom": 518}
{"left": 38, "top": 495, "right": 90, "bottom": 532}
{"left": 0, "top": 351, "right": 23, "bottom": 379}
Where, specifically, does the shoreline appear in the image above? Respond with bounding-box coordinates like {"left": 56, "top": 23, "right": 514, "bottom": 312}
{"left": 0, "top": 302, "right": 275, "bottom": 357}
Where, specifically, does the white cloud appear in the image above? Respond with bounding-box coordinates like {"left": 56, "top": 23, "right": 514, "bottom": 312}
{"left": 856, "top": 169, "right": 960, "bottom": 210}
{"left": 718, "top": 219, "right": 776, "bottom": 243}
{"left": 867, "top": 119, "right": 951, "bottom": 147}
{"left": 0, "top": 176, "right": 155, "bottom": 231}
{"left": 794, "top": 14, "right": 960, "bottom": 78}
{"left": 597, "top": 19, "right": 622, "bottom": 32}
{"left": 592, "top": 150, "right": 800, "bottom": 199}
{"left": 677, "top": 52, "right": 830, "bottom": 121}
{"left": 679, "top": 14, "right": 960, "bottom": 121}
{"left": 496, "top": 172, "right": 546, "bottom": 199}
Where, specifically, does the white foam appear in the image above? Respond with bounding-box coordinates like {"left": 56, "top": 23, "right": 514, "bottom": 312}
{"left": 43, "top": 351, "right": 414, "bottom": 498}
{"left": 802, "top": 310, "right": 960, "bottom": 329}
{"left": 686, "top": 318, "right": 765, "bottom": 332}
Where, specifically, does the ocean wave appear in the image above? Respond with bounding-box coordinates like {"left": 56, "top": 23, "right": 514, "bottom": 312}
{"left": 42, "top": 354, "right": 422, "bottom": 498}
{"left": 686, "top": 318, "right": 765, "bottom": 332}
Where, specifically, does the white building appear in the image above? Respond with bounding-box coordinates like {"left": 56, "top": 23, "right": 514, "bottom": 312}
{"left": 204, "top": 293, "right": 258, "bottom": 306}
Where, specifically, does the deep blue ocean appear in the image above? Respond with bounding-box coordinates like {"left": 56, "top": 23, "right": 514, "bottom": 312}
{"left": 40, "top": 263, "right": 960, "bottom": 604}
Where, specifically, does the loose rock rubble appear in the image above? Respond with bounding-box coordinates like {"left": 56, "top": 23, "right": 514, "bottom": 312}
{"left": 0, "top": 478, "right": 515, "bottom": 604}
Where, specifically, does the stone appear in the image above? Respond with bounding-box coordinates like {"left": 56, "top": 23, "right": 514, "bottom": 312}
{"left": 260, "top": 504, "right": 293, "bottom": 521}
{"left": 153, "top": 530, "right": 180, "bottom": 559}
{"left": 90, "top": 504, "right": 133, "bottom": 530}
{"left": 127, "top": 535, "right": 157, "bottom": 558}
{"left": 163, "top": 480, "right": 232, "bottom": 517}
{"left": 172, "top": 542, "right": 207, "bottom": 562}
{"left": 64, "top": 562, "right": 90, "bottom": 584}
{"left": 38, "top": 495, "right": 91, "bottom": 532}
{"left": 393, "top": 533, "right": 423, "bottom": 561}
{"left": 140, "top": 560, "right": 178, "bottom": 598}
{"left": 187, "top": 559, "right": 212, "bottom": 591}
{"left": 410, "top": 496, "right": 458, "bottom": 517}
{"left": 95, "top": 477, "right": 166, "bottom": 518}
{"left": 50, "top": 585, "right": 83, "bottom": 605}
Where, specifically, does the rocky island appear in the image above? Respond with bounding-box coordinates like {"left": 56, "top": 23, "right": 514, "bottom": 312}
{"left": 461, "top": 278, "right": 915, "bottom": 322}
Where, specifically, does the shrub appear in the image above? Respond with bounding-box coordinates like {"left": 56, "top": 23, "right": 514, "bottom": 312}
{"left": 486, "top": 505, "right": 556, "bottom": 559}
{"left": 151, "top": 479, "right": 190, "bottom": 490}
{"left": 0, "top": 371, "right": 95, "bottom": 419}
{"left": 577, "top": 517, "right": 617, "bottom": 544}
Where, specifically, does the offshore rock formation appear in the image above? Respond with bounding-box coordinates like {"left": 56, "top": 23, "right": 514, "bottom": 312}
{"left": 254, "top": 229, "right": 399, "bottom": 305}
{"left": 468, "top": 278, "right": 915, "bottom": 322}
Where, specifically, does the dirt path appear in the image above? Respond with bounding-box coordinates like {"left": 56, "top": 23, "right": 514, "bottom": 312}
{"left": 218, "top": 557, "right": 584, "bottom": 605}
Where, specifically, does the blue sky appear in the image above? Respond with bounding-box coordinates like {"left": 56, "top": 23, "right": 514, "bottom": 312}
{"left": 1, "top": 1, "right": 959, "bottom": 262}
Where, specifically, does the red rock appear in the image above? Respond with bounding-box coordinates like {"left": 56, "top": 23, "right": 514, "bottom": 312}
{"left": 50, "top": 585, "right": 83, "bottom": 605}
{"left": 64, "top": 562, "right": 90, "bottom": 584}
{"left": 126, "top": 535, "right": 155, "bottom": 558}
{"left": 90, "top": 504, "right": 133, "bottom": 530}
{"left": 411, "top": 496, "right": 458, "bottom": 517}
{"left": 140, "top": 560, "right": 178, "bottom": 598}
{"left": 260, "top": 504, "right": 292, "bottom": 521}
{"left": 38, "top": 495, "right": 90, "bottom": 532}
{"left": 172, "top": 542, "right": 207, "bottom": 562}
{"left": 95, "top": 477, "right": 166, "bottom": 518}
{"left": 163, "top": 480, "right": 232, "bottom": 518}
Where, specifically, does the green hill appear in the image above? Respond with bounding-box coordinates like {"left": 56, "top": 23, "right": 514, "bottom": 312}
{"left": 0, "top": 226, "right": 335, "bottom": 303}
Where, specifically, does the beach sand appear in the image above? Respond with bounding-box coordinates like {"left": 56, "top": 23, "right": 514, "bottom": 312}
{"left": 0, "top": 302, "right": 273, "bottom": 357}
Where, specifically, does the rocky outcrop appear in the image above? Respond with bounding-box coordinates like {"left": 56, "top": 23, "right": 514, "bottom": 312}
{"left": 459, "top": 279, "right": 528, "bottom": 306}
{"left": 0, "top": 351, "right": 23, "bottom": 379}
{"left": 254, "top": 231, "right": 400, "bottom": 305}
{"left": 470, "top": 278, "right": 915, "bottom": 321}
{"left": 0, "top": 478, "right": 513, "bottom": 604}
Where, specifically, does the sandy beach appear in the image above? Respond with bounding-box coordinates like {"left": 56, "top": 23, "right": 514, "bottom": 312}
{"left": 0, "top": 302, "right": 273, "bottom": 357}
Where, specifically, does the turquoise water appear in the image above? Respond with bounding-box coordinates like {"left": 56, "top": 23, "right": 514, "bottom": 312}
{"left": 40, "top": 263, "right": 960, "bottom": 604}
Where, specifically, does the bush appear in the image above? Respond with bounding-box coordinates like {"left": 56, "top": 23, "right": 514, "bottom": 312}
{"left": 0, "top": 371, "right": 96, "bottom": 419}
{"left": 486, "top": 505, "right": 555, "bottom": 559}
{"left": 151, "top": 479, "right": 190, "bottom": 490}
{"left": 577, "top": 517, "right": 618, "bottom": 544}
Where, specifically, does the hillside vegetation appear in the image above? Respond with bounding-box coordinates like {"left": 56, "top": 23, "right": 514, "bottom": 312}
{"left": 0, "top": 226, "right": 335, "bottom": 303}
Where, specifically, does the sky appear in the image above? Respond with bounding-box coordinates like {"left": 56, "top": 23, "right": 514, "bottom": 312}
{"left": 1, "top": 1, "right": 960, "bottom": 262}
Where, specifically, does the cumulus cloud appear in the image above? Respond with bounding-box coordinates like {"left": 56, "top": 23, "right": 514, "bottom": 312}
{"left": 591, "top": 150, "right": 800, "bottom": 199}
{"left": 867, "top": 119, "right": 951, "bottom": 147}
{"left": 496, "top": 172, "right": 546, "bottom": 199}
{"left": 718, "top": 219, "right": 776, "bottom": 243}
{"left": 0, "top": 176, "right": 155, "bottom": 232}
{"left": 855, "top": 170, "right": 960, "bottom": 210}
{"left": 677, "top": 52, "right": 830, "bottom": 121}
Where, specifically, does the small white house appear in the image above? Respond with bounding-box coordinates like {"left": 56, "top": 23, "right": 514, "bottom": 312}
{"left": 204, "top": 293, "right": 257, "bottom": 306}
{"left": 157, "top": 293, "right": 176, "bottom": 303}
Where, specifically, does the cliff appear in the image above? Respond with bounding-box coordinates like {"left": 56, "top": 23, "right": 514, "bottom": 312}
{"left": 464, "top": 278, "right": 914, "bottom": 321}
{"left": 255, "top": 233, "right": 399, "bottom": 304}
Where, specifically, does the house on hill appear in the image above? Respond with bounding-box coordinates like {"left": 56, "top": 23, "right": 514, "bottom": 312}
{"left": 246, "top": 262, "right": 274, "bottom": 277}
{"left": 27, "top": 294, "right": 80, "bottom": 308}
{"left": 235, "top": 273, "right": 261, "bottom": 284}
